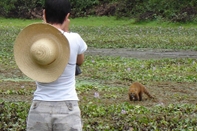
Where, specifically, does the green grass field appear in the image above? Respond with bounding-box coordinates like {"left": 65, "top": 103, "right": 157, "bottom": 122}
{"left": 1, "top": 16, "right": 197, "bottom": 27}
{"left": 1, "top": 16, "right": 197, "bottom": 51}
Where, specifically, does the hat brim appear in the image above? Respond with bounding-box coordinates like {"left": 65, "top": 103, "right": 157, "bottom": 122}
{"left": 14, "top": 23, "right": 70, "bottom": 83}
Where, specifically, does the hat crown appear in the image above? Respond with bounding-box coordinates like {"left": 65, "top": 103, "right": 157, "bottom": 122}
{"left": 30, "top": 38, "right": 57, "bottom": 65}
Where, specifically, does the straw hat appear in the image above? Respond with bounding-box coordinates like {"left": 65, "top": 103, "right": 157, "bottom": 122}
{"left": 14, "top": 23, "right": 70, "bottom": 83}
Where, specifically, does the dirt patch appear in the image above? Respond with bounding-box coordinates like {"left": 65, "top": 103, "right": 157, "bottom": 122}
{"left": 1, "top": 81, "right": 196, "bottom": 107}
{"left": 78, "top": 81, "right": 197, "bottom": 107}
{"left": 86, "top": 48, "right": 197, "bottom": 59}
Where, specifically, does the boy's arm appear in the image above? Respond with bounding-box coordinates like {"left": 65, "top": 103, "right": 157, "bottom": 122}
{"left": 76, "top": 54, "right": 85, "bottom": 66}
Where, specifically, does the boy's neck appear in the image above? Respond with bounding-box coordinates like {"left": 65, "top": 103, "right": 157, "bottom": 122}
{"left": 52, "top": 24, "right": 63, "bottom": 30}
{"left": 52, "top": 23, "right": 69, "bottom": 32}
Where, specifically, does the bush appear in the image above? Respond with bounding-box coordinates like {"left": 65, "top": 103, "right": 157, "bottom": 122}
{"left": 70, "top": 0, "right": 99, "bottom": 17}
{"left": 0, "top": 0, "right": 100, "bottom": 18}
{"left": 0, "top": 0, "right": 197, "bottom": 22}
{"left": 0, "top": 0, "right": 44, "bottom": 18}
{"left": 115, "top": 0, "right": 197, "bottom": 22}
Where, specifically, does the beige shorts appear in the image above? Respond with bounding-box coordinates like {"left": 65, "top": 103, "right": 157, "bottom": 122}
{"left": 26, "top": 100, "right": 82, "bottom": 131}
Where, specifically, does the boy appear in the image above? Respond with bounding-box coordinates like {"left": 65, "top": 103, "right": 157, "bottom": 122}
{"left": 26, "top": 0, "right": 87, "bottom": 130}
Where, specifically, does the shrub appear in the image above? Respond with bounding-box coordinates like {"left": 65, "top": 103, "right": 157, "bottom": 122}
{"left": 0, "top": 0, "right": 44, "bottom": 18}
{"left": 70, "top": 0, "right": 99, "bottom": 17}
{"left": 115, "top": 0, "right": 197, "bottom": 22}
{"left": 0, "top": 0, "right": 197, "bottom": 22}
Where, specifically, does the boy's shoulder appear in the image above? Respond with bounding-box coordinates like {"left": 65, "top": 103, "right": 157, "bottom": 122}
{"left": 65, "top": 32, "right": 82, "bottom": 39}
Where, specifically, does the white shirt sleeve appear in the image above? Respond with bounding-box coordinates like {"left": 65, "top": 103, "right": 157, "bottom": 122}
{"left": 75, "top": 33, "right": 87, "bottom": 55}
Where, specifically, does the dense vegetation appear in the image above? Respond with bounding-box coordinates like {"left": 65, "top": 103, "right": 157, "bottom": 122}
{"left": 0, "top": 18, "right": 197, "bottom": 130}
{"left": 0, "top": 0, "right": 197, "bottom": 22}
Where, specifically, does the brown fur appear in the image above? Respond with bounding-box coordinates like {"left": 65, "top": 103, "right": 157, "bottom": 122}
{"left": 128, "top": 82, "right": 154, "bottom": 101}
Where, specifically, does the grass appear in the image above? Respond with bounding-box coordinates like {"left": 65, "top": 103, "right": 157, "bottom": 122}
{"left": 2, "top": 16, "right": 197, "bottom": 51}
{"left": 1, "top": 16, "right": 197, "bottom": 27}
{"left": 71, "top": 16, "right": 197, "bottom": 28}
{"left": 0, "top": 17, "right": 40, "bottom": 27}
{"left": 82, "top": 56, "right": 197, "bottom": 83}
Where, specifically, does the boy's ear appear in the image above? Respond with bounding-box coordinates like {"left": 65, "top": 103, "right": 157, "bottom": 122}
{"left": 64, "top": 13, "right": 70, "bottom": 32}
{"left": 43, "top": 9, "right": 46, "bottom": 22}
{"left": 66, "top": 13, "right": 70, "bottom": 20}
{"left": 65, "top": 13, "right": 70, "bottom": 20}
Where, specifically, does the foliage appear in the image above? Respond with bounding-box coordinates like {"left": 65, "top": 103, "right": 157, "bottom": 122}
{"left": 0, "top": 0, "right": 44, "bottom": 18}
{"left": 0, "top": 0, "right": 197, "bottom": 22}
{"left": 0, "top": 0, "right": 101, "bottom": 18}
{"left": 116, "top": 0, "right": 197, "bottom": 22}
{"left": 70, "top": 0, "right": 99, "bottom": 17}
{"left": 81, "top": 102, "right": 197, "bottom": 130}
{"left": 82, "top": 56, "right": 197, "bottom": 83}
{"left": 0, "top": 101, "right": 30, "bottom": 130}
{"left": 0, "top": 94, "right": 197, "bottom": 130}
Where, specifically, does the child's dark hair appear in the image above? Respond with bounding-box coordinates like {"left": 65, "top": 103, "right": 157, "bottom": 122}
{"left": 44, "top": 0, "right": 71, "bottom": 24}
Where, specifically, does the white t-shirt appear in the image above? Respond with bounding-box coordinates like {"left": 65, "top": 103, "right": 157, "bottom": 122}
{"left": 33, "top": 31, "right": 87, "bottom": 101}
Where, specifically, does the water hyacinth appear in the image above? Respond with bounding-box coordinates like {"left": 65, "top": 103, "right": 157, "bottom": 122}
{"left": 94, "top": 92, "right": 100, "bottom": 98}
{"left": 127, "top": 67, "right": 131, "bottom": 72}
{"left": 152, "top": 67, "right": 156, "bottom": 71}
{"left": 141, "top": 64, "right": 145, "bottom": 68}
{"left": 121, "top": 109, "right": 127, "bottom": 114}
